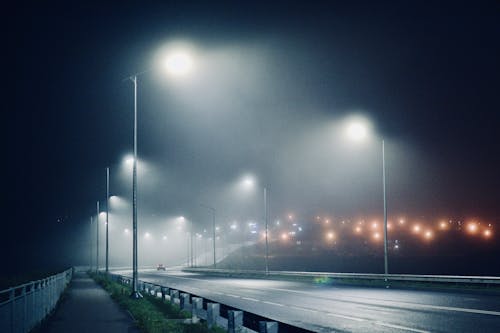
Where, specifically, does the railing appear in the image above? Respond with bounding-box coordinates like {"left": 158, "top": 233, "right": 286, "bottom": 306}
{"left": 109, "top": 273, "right": 303, "bottom": 333}
{"left": 183, "top": 268, "right": 500, "bottom": 286}
{"left": 0, "top": 268, "right": 73, "bottom": 333}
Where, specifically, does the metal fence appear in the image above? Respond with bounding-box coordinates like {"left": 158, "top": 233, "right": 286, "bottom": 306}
{"left": 184, "top": 268, "right": 500, "bottom": 286}
{"left": 0, "top": 268, "right": 73, "bottom": 333}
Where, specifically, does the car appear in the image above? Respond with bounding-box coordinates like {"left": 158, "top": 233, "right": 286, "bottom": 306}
{"left": 157, "top": 264, "right": 166, "bottom": 271}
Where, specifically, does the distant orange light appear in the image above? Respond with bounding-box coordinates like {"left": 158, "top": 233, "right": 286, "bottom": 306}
{"left": 326, "top": 231, "right": 335, "bottom": 240}
{"left": 467, "top": 223, "right": 478, "bottom": 234}
{"left": 373, "top": 232, "right": 381, "bottom": 240}
{"left": 281, "top": 233, "right": 288, "bottom": 240}
{"left": 439, "top": 221, "right": 447, "bottom": 230}
{"left": 413, "top": 225, "right": 421, "bottom": 233}
{"left": 424, "top": 230, "right": 433, "bottom": 239}
{"left": 484, "top": 230, "right": 492, "bottom": 238}
{"left": 372, "top": 222, "right": 378, "bottom": 229}
{"left": 355, "top": 226, "right": 362, "bottom": 233}
{"left": 399, "top": 218, "right": 405, "bottom": 224}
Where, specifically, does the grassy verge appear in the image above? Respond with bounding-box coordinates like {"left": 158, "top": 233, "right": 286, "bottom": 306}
{"left": 89, "top": 272, "right": 224, "bottom": 333}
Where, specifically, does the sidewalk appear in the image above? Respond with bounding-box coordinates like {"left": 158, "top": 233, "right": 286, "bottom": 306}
{"left": 41, "top": 272, "right": 139, "bottom": 333}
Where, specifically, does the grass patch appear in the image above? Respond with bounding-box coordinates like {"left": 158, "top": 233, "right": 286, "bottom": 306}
{"left": 90, "top": 272, "right": 224, "bottom": 333}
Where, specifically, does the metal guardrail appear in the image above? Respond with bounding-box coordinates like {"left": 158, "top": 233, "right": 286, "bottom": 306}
{"left": 109, "top": 273, "right": 295, "bottom": 333}
{"left": 183, "top": 268, "right": 500, "bottom": 286}
{"left": 0, "top": 268, "right": 73, "bottom": 333}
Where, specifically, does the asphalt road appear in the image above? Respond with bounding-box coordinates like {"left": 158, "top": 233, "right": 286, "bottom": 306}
{"left": 115, "top": 269, "right": 500, "bottom": 333}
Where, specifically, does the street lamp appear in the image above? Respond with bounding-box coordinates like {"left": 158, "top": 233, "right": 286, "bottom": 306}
{"left": 200, "top": 204, "right": 216, "bottom": 268}
{"left": 96, "top": 201, "right": 100, "bottom": 273}
{"left": 105, "top": 167, "right": 110, "bottom": 274}
{"left": 238, "top": 174, "right": 270, "bottom": 274}
{"left": 127, "top": 46, "right": 194, "bottom": 299}
{"left": 344, "top": 117, "right": 389, "bottom": 276}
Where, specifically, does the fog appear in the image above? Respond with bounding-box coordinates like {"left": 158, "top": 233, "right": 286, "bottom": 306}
{"left": 67, "top": 37, "right": 452, "bottom": 269}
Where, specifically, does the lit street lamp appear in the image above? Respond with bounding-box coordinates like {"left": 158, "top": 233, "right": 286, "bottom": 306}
{"left": 239, "top": 174, "right": 270, "bottom": 274}
{"left": 126, "top": 46, "right": 194, "bottom": 299}
{"left": 345, "top": 117, "right": 389, "bottom": 276}
{"left": 105, "top": 166, "right": 110, "bottom": 274}
{"left": 96, "top": 200, "right": 100, "bottom": 273}
{"left": 200, "top": 204, "right": 217, "bottom": 268}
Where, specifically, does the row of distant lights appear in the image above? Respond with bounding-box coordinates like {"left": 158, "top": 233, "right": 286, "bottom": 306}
{"left": 122, "top": 214, "right": 493, "bottom": 242}
{"left": 315, "top": 216, "right": 494, "bottom": 241}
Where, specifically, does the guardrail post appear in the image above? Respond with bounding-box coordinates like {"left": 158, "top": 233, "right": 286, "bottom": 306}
{"left": 22, "top": 285, "right": 27, "bottom": 333}
{"left": 161, "top": 287, "right": 168, "bottom": 301}
{"left": 192, "top": 297, "right": 203, "bottom": 319}
{"left": 259, "top": 321, "right": 278, "bottom": 333}
{"left": 228, "top": 310, "right": 243, "bottom": 333}
{"left": 180, "top": 293, "right": 190, "bottom": 310}
{"left": 10, "top": 288, "right": 15, "bottom": 333}
{"left": 207, "top": 303, "right": 220, "bottom": 328}
{"left": 169, "top": 289, "right": 179, "bottom": 304}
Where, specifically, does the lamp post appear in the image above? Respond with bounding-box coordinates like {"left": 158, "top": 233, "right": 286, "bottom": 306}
{"left": 96, "top": 200, "right": 100, "bottom": 273}
{"left": 240, "top": 175, "right": 270, "bottom": 274}
{"left": 105, "top": 166, "right": 110, "bottom": 274}
{"left": 345, "top": 118, "right": 388, "bottom": 276}
{"left": 382, "top": 140, "right": 388, "bottom": 277}
{"left": 129, "top": 74, "right": 142, "bottom": 298}
{"left": 200, "top": 204, "right": 216, "bottom": 268}
{"left": 125, "top": 46, "right": 194, "bottom": 298}
{"left": 264, "top": 187, "right": 269, "bottom": 275}
{"left": 90, "top": 216, "right": 93, "bottom": 271}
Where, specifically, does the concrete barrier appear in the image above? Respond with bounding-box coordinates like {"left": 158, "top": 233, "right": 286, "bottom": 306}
{"left": 259, "top": 321, "right": 278, "bottom": 333}
{"left": 180, "top": 293, "right": 190, "bottom": 310}
{"left": 228, "top": 310, "right": 244, "bottom": 333}
{"left": 207, "top": 303, "right": 220, "bottom": 328}
{"left": 169, "top": 289, "right": 179, "bottom": 304}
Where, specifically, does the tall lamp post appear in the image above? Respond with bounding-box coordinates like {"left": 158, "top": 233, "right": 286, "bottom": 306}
{"left": 240, "top": 174, "right": 270, "bottom": 274}
{"left": 200, "top": 204, "right": 216, "bottom": 268}
{"left": 96, "top": 200, "right": 100, "bottom": 273}
{"left": 127, "top": 49, "right": 194, "bottom": 298}
{"left": 105, "top": 166, "right": 110, "bottom": 273}
{"left": 90, "top": 216, "right": 93, "bottom": 271}
{"left": 345, "top": 119, "right": 388, "bottom": 276}
{"left": 129, "top": 74, "right": 141, "bottom": 298}
{"left": 264, "top": 187, "right": 269, "bottom": 275}
{"left": 382, "top": 140, "right": 388, "bottom": 276}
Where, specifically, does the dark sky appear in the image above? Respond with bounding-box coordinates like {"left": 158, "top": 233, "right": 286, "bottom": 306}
{"left": 4, "top": 1, "right": 500, "bottom": 271}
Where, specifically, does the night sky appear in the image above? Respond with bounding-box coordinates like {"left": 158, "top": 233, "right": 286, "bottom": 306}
{"left": 4, "top": 1, "right": 500, "bottom": 273}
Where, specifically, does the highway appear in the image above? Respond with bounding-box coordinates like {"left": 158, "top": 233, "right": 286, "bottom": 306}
{"left": 115, "top": 269, "right": 500, "bottom": 333}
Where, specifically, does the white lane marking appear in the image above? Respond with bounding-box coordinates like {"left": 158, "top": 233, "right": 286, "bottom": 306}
{"left": 374, "top": 321, "right": 431, "bottom": 333}
{"left": 326, "top": 312, "right": 365, "bottom": 322}
{"left": 262, "top": 300, "right": 284, "bottom": 307}
{"left": 241, "top": 297, "right": 260, "bottom": 302}
{"left": 256, "top": 286, "right": 500, "bottom": 317}
{"left": 407, "top": 303, "right": 500, "bottom": 317}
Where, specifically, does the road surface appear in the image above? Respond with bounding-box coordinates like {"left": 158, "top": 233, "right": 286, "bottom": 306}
{"left": 114, "top": 269, "right": 500, "bottom": 333}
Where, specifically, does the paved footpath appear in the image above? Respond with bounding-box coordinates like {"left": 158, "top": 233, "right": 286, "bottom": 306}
{"left": 41, "top": 272, "right": 139, "bottom": 333}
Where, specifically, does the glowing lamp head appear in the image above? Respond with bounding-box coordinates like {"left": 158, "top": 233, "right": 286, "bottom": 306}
{"left": 347, "top": 122, "right": 368, "bottom": 141}
{"left": 164, "top": 50, "right": 193, "bottom": 76}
